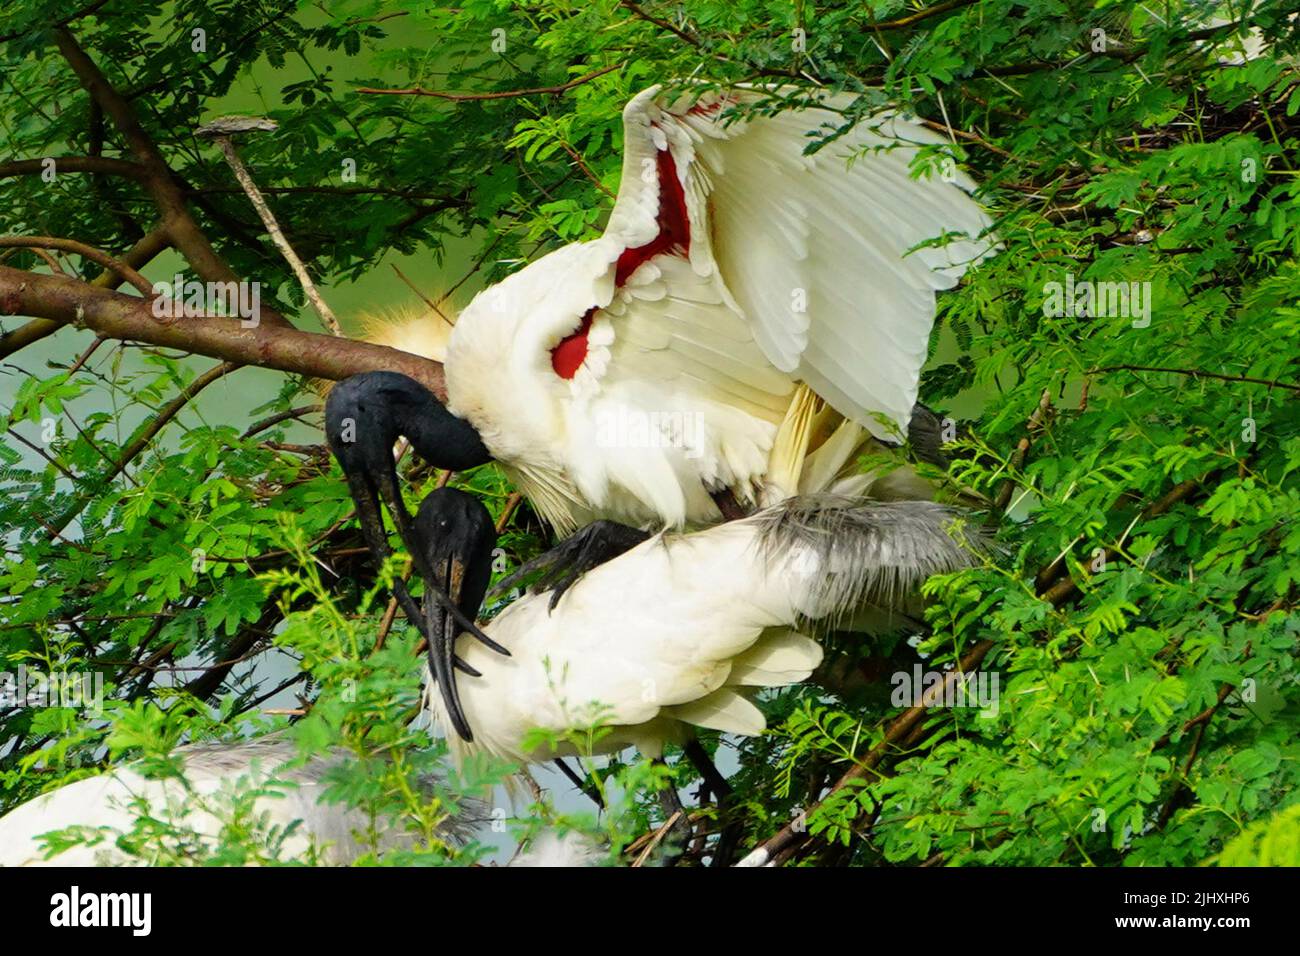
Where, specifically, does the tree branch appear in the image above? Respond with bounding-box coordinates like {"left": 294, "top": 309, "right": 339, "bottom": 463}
{"left": 0, "top": 157, "right": 146, "bottom": 180}
{"left": 48, "top": 362, "right": 240, "bottom": 538}
{"left": 356, "top": 63, "right": 622, "bottom": 100}
{"left": 0, "top": 236, "right": 154, "bottom": 295}
{"left": 1087, "top": 364, "right": 1300, "bottom": 394}
{"left": 0, "top": 226, "right": 172, "bottom": 359}
{"left": 739, "top": 639, "right": 997, "bottom": 866}
{"left": 53, "top": 27, "right": 289, "bottom": 326}
{"left": 204, "top": 127, "right": 343, "bottom": 336}
{"left": 0, "top": 265, "right": 446, "bottom": 396}
{"left": 618, "top": 1, "right": 701, "bottom": 47}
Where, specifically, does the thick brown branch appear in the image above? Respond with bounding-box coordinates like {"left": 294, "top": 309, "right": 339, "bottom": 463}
{"left": 53, "top": 28, "right": 288, "bottom": 326}
{"left": 0, "top": 226, "right": 171, "bottom": 359}
{"left": 0, "top": 265, "right": 446, "bottom": 396}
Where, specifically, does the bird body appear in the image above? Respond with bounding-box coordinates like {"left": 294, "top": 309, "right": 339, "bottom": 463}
{"left": 421, "top": 493, "right": 978, "bottom": 768}
{"left": 0, "top": 736, "right": 477, "bottom": 866}
{"left": 327, "top": 83, "right": 995, "bottom": 740}
{"left": 365, "top": 85, "right": 995, "bottom": 534}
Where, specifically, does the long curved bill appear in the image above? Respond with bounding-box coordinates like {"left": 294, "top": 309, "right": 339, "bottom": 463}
{"left": 422, "top": 556, "right": 476, "bottom": 742}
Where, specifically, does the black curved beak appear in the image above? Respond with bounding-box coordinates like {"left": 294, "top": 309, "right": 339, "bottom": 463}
{"left": 410, "top": 487, "right": 500, "bottom": 742}
{"left": 324, "top": 371, "right": 508, "bottom": 720}
{"left": 423, "top": 554, "right": 474, "bottom": 740}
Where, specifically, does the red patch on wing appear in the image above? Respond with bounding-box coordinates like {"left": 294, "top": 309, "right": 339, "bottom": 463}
{"left": 550, "top": 308, "right": 596, "bottom": 379}
{"left": 614, "top": 144, "right": 691, "bottom": 286}
{"left": 687, "top": 99, "right": 725, "bottom": 118}
{"left": 552, "top": 135, "right": 693, "bottom": 381}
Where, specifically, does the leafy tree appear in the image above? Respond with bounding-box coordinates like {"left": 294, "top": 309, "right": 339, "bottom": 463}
{"left": 0, "top": 0, "right": 1297, "bottom": 865}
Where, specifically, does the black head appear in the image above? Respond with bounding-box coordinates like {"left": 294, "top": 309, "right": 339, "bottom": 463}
{"left": 412, "top": 486, "right": 498, "bottom": 621}
{"left": 411, "top": 488, "right": 499, "bottom": 738}
{"left": 324, "top": 371, "right": 490, "bottom": 484}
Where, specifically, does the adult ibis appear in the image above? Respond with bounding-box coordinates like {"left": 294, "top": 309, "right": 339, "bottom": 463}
{"left": 0, "top": 735, "right": 602, "bottom": 866}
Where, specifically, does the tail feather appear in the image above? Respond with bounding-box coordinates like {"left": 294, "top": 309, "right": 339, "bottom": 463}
{"left": 753, "top": 494, "right": 984, "bottom": 623}
{"left": 664, "top": 688, "right": 766, "bottom": 736}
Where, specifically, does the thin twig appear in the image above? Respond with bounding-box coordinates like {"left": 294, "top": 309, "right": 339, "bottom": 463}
{"left": 390, "top": 262, "right": 453, "bottom": 326}
{"left": 357, "top": 64, "right": 621, "bottom": 101}
{"left": 0, "top": 236, "right": 154, "bottom": 295}
{"left": 204, "top": 128, "right": 343, "bottom": 336}
{"left": 1088, "top": 364, "right": 1300, "bottom": 394}
{"left": 633, "top": 810, "right": 685, "bottom": 867}
{"left": 241, "top": 403, "right": 323, "bottom": 439}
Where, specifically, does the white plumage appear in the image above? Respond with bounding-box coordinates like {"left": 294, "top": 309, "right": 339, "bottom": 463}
{"left": 375, "top": 85, "right": 996, "bottom": 533}
{"left": 0, "top": 736, "right": 479, "bottom": 866}
{"left": 425, "top": 494, "right": 979, "bottom": 768}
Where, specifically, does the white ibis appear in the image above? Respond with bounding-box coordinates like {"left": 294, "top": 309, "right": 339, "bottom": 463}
{"left": 325, "top": 84, "right": 996, "bottom": 737}
{"left": 0, "top": 736, "right": 482, "bottom": 866}
{"left": 409, "top": 487, "right": 979, "bottom": 769}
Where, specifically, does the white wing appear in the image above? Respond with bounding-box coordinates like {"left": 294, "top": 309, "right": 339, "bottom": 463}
{"left": 600, "top": 85, "right": 995, "bottom": 440}
{"left": 0, "top": 738, "right": 476, "bottom": 865}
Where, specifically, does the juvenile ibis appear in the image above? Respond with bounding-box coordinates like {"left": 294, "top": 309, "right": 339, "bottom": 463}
{"left": 409, "top": 487, "right": 979, "bottom": 768}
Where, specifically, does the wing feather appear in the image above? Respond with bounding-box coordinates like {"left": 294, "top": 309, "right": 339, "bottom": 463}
{"left": 599, "top": 86, "right": 995, "bottom": 441}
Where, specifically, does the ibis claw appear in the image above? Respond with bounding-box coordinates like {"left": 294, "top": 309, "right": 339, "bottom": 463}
{"left": 491, "top": 520, "right": 651, "bottom": 610}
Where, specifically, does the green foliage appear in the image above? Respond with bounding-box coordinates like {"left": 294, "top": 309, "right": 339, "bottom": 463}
{"left": 1213, "top": 802, "right": 1300, "bottom": 866}
{"left": 2, "top": 0, "right": 1299, "bottom": 865}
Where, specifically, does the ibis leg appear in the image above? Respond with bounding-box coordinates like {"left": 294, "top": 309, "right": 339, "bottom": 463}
{"left": 553, "top": 758, "right": 605, "bottom": 809}
{"left": 684, "top": 738, "right": 743, "bottom": 868}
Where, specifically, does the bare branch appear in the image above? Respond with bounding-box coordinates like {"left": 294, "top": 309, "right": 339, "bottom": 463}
{"left": 201, "top": 125, "right": 343, "bottom": 336}
{"left": 53, "top": 28, "right": 290, "bottom": 325}
{"left": 0, "top": 236, "right": 155, "bottom": 295}
{"left": 0, "top": 226, "right": 171, "bottom": 359}
{"left": 357, "top": 63, "right": 622, "bottom": 101}
{"left": 0, "top": 157, "right": 146, "bottom": 180}
{"left": 0, "top": 265, "right": 446, "bottom": 396}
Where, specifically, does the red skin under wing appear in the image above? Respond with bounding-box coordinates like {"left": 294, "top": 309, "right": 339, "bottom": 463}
{"left": 550, "top": 308, "right": 596, "bottom": 380}
{"left": 550, "top": 140, "right": 692, "bottom": 380}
